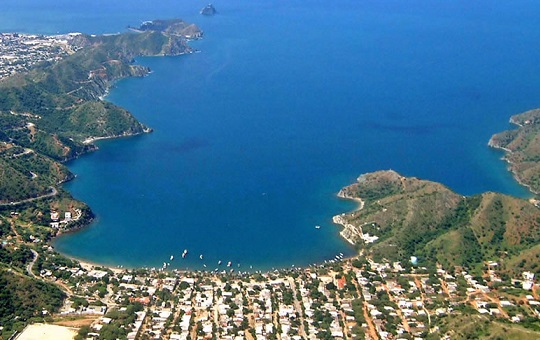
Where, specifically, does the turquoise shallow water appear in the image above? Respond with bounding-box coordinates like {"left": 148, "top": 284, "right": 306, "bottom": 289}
{"left": 1, "top": 1, "right": 538, "bottom": 270}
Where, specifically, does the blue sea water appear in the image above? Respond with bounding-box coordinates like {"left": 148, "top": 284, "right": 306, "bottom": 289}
{"left": 2, "top": 1, "right": 539, "bottom": 270}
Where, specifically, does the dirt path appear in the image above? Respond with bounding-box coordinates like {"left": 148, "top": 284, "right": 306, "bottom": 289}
{"left": 362, "top": 303, "right": 379, "bottom": 340}
{"left": 413, "top": 276, "right": 431, "bottom": 326}
{"left": 288, "top": 277, "right": 307, "bottom": 338}
{"left": 382, "top": 283, "right": 410, "bottom": 333}
{"left": 350, "top": 270, "right": 379, "bottom": 340}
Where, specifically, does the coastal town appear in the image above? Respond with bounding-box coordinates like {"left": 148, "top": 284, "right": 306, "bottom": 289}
{"left": 0, "top": 32, "right": 81, "bottom": 79}
{"left": 20, "top": 249, "right": 540, "bottom": 339}
{"left": 2, "top": 210, "right": 539, "bottom": 340}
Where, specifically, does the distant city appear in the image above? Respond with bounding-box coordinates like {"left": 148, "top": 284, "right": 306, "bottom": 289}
{"left": 0, "top": 33, "right": 81, "bottom": 79}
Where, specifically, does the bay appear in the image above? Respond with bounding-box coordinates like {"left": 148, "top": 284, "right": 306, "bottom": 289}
{"left": 1, "top": 1, "right": 538, "bottom": 270}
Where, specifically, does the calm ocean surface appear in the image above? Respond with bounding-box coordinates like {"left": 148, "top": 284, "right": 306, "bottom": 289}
{"left": 2, "top": 0, "right": 539, "bottom": 270}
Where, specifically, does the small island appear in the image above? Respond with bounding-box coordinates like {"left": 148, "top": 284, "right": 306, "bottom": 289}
{"left": 200, "top": 4, "right": 217, "bottom": 16}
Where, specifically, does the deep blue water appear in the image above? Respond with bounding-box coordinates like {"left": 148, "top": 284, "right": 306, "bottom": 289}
{"left": 2, "top": 1, "right": 538, "bottom": 270}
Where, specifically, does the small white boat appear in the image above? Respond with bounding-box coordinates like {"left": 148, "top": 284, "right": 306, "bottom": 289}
{"left": 227, "top": 261, "right": 232, "bottom": 267}
{"left": 218, "top": 260, "right": 222, "bottom": 265}
{"left": 170, "top": 255, "right": 174, "bottom": 261}
{"left": 182, "top": 249, "right": 188, "bottom": 258}
{"left": 315, "top": 225, "right": 321, "bottom": 229}
{"left": 200, "top": 254, "right": 203, "bottom": 260}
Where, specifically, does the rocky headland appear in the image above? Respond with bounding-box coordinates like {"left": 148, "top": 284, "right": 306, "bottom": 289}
{"left": 489, "top": 108, "right": 540, "bottom": 194}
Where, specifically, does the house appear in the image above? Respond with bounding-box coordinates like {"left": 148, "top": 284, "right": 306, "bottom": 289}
{"left": 337, "top": 276, "right": 346, "bottom": 290}
{"left": 50, "top": 211, "right": 59, "bottom": 221}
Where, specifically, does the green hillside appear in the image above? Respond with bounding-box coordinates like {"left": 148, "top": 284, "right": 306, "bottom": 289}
{"left": 0, "top": 270, "right": 66, "bottom": 335}
{"left": 0, "top": 143, "right": 71, "bottom": 204}
{"left": 335, "top": 170, "right": 540, "bottom": 274}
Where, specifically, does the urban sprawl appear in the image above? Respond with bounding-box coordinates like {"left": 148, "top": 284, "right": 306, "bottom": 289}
{"left": 0, "top": 32, "right": 80, "bottom": 79}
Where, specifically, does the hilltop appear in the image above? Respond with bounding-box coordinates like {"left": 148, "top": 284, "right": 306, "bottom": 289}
{"left": 334, "top": 170, "right": 540, "bottom": 275}
{"left": 490, "top": 108, "right": 540, "bottom": 194}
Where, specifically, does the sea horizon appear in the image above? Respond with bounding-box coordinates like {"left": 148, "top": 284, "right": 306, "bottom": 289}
{"left": 2, "top": 0, "right": 538, "bottom": 271}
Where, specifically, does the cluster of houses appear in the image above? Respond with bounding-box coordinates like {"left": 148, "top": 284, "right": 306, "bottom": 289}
{"left": 50, "top": 209, "right": 81, "bottom": 229}
{"left": 27, "top": 249, "right": 539, "bottom": 340}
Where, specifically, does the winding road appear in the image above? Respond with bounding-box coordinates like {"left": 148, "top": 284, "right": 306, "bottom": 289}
{"left": 26, "top": 249, "right": 39, "bottom": 278}
{"left": 26, "top": 247, "right": 73, "bottom": 297}
{"left": 0, "top": 186, "right": 58, "bottom": 206}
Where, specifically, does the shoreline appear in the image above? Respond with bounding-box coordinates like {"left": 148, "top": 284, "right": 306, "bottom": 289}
{"left": 337, "top": 189, "right": 365, "bottom": 211}
{"left": 57, "top": 250, "right": 361, "bottom": 276}
{"left": 333, "top": 189, "right": 365, "bottom": 245}
{"left": 55, "top": 236, "right": 360, "bottom": 274}
{"left": 73, "top": 257, "right": 124, "bottom": 274}
{"left": 81, "top": 127, "right": 153, "bottom": 145}
{"left": 488, "top": 136, "right": 539, "bottom": 196}
{"left": 52, "top": 183, "right": 366, "bottom": 274}
{"left": 64, "top": 256, "right": 363, "bottom": 276}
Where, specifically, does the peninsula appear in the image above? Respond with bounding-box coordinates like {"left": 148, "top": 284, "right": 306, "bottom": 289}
{"left": 0, "top": 19, "right": 200, "bottom": 206}
{"left": 333, "top": 170, "right": 540, "bottom": 275}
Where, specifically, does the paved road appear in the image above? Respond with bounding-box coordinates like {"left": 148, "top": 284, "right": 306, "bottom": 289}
{"left": 0, "top": 186, "right": 58, "bottom": 206}
{"left": 26, "top": 249, "right": 39, "bottom": 278}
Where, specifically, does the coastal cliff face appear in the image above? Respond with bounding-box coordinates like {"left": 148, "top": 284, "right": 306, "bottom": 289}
{"left": 489, "top": 109, "right": 540, "bottom": 194}
{"left": 334, "top": 170, "right": 540, "bottom": 274}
